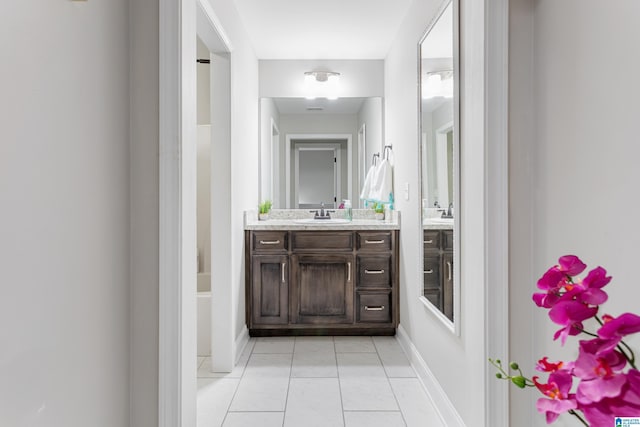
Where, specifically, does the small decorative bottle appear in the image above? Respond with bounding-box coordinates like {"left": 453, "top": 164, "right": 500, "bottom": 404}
{"left": 344, "top": 199, "right": 352, "bottom": 221}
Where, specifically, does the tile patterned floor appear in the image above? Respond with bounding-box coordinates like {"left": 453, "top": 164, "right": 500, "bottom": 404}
{"left": 197, "top": 336, "right": 444, "bottom": 427}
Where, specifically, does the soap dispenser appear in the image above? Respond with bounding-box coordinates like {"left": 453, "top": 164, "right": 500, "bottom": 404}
{"left": 343, "top": 199, "right": 352, "bottom": 221}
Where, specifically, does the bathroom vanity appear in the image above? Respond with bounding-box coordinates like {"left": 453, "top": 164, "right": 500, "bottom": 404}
{"left": 244, "top": 215, "right": 399, "bottom": 336}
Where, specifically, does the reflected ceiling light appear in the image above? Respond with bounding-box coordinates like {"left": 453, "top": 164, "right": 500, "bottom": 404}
{"left": 304, "top": 71, "right": 340, "bottom": 100}
{"left": 423, "top": 70, "right": 453, "bottom": 100}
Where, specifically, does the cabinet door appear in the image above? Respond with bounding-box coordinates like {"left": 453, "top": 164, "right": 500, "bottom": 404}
{"left": 252, "top": 255, "right": 289, "bottom": 325}
{"left": 291, "top": 254, "right": 354, "bottom": 324}
{"left": 442, "top": 252, "right": 454, "bottom": 321}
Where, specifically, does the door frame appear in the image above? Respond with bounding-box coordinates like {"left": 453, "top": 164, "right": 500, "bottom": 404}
{"left": 293, "top": 143, "right": 341, "bottom": 208}
{"left": 158, "top": 0, "right": 232, "bottom": 425}
{"left": 284, "top": 133, "right": 352, "bottom": 209}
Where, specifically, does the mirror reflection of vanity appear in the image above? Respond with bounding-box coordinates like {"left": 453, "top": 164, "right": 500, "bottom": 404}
{"left": 259, "top": 97, "right": 383, "bottom": 209}
{"left": 418, "top": 0, "right": 459, "bottom": 327}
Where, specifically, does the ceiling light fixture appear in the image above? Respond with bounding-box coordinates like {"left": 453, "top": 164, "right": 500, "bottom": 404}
{"left": 304, "top": 71, "right": 341, "bottom": 100}
{"left": 422, "top": 70, "right": 453, "bottom": 100}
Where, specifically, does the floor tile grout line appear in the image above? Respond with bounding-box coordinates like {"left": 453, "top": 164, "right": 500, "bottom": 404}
{"left": 280, "top": 342, "right": 295, "bottom": 427}
{"left": 333, "top": 337, "right": 348, "bottom": 427}
{"left": 374, "top": 340, "right": 410, "bottom": 427}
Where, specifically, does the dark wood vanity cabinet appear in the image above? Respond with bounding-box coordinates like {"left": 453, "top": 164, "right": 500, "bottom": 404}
{"left": 245, "top": 229, "right": 399, "bottom": 335}
{"left": 423, "top": 229, "right": 453, "bottom": 321}
{"left": 251, "top": 255, "right": 289, "bottom": 325}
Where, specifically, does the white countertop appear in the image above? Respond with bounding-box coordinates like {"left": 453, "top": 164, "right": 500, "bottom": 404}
{"left": 422, "top": 218, "right": 454, "bottom": 230}
{"left": 244, "top": 209, "right": 400, "bottom": 231}
{"left": 245, "top": 218, "right": 399, "bottom": 231}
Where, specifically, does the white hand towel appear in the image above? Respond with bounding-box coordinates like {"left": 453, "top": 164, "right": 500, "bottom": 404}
{"left": 359, "top": 163, "right": 377, "bottom": 201}
{"left": 369, "top": 158, "right": 393, "bottom": 203}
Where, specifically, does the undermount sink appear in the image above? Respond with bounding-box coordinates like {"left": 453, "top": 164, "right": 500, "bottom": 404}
{"left": 294, "top": 218, "right": 351, "bottom": 224}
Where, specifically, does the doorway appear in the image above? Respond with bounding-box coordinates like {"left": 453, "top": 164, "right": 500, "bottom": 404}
{"left": 158, "top": 0, "right": 233, "bottom": 424}
{"left": 284, "top": 133, "right": 353, "bottom": 209}
{"left": 293, "top": 143, "right": 341, "bottom": 209}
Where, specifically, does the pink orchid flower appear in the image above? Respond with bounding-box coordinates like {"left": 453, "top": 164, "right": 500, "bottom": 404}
{"left": 598, "top": 313, "right": 640, "bottom": 340}
{"left": 533, "top": 256, "right": 596, "bottom": 309}
{"left": 533, "top": 371, "right": 578, "bottom": 424}
{"left": 549, "top": 300, "right": 598, "bottom": 344}
{"left": 581, "top": 371, "right": 640, "bottom": 425}
{"left": 536, "top": 357, "right": 565, "bottom": 373}
{"left": 574, "top": 340, "right": 627, "bottom": 404}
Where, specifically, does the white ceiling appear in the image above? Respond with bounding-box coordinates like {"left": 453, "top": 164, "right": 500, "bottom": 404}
{"left": 233, "top": 0, "right": 413, "bottom": 59}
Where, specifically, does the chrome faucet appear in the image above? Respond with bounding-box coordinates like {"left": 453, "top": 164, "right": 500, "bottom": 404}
{"left": 442, "top": 203, "right": 453, "bottom": 219}
{"left": 310, "top": 202, "right": 334, "bottom": 219}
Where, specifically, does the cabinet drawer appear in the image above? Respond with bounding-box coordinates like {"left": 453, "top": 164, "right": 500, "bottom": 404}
{"left": 357, "top": 232, "right": 392, "bottom": 251}
{"left": 357, "top": 255, "right": 391, "bottom": 288}
{"left": 423, "top": 256, "right": 441, "bottom": 288}
{"left": 423, "top": 231, "right": 440, "bottom": 252}
{"left": 357, "top": 292, "right": 391, "bottom": 323}
{"left": 292, "top": 231, "right": 353, "bottom": 251}
{"left": 252, "top": 231, "right": 288, "bottom": 251}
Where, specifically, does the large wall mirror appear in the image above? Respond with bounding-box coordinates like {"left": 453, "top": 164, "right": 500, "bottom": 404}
{"left": 418, "top": 0, "right": 460, "bottom": 330}
{"left": 259, "top": 97, "right": 383, "bottom": 209}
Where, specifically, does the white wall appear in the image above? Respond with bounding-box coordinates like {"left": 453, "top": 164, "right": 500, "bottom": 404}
{"left": 259, "top": 60, "right": 384, "bottom": 98}
{"left": 385, "top": 0, "right": 488, "bottom": 424}
{"left": 357, "top": 97, "right": 384, "bottom": 181}
{"left": 259, "top": 97, "right": 280, "bottom": 205}
{"left": 201, "top": 0, "right": 261, "bottom": 344}
{"left": 197, "top": 126, "right": 212, "bottom": 277}
{"left": 509, "top": 1, "right": 640, "bottom": 425}
{"left": 130, "top": 0, "right": 159, "bottom": 423}
{"left": 1, "top": 1, "right": 131, "bottom": 426}
{"left": 197, "top": 37, "right": 211, "bottom": 125}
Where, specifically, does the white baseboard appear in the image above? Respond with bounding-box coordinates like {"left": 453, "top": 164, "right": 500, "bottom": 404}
{"left": 396, "top": 324, "right": 465, "bottom": 427}
{"left": 234, "top": 325, "right": 249, "bottom": 364}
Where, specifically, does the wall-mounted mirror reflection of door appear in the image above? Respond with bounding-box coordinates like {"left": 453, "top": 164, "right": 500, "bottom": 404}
{"left": 418, "top": 0, "right": 460, "bottom": 331}
{"left": 259, "top": 97, "right": 383, "bottom": 209}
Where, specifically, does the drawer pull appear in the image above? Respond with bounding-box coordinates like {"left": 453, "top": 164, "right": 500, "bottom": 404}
{"left": 447, "top": 261, "right": 452, "bottom": 281}
{"left": 424, "top": 269, "right": 434, "bottom": 274}
{"left": 364, "top": 269, "right": 385, "bottom": 275}
{"left": 347, "top": 262, "right": 351, "bottom": 281}
{"left": 364, "top": 305, "right": 385, "bottom": 311}
{"left": 282, "top": 262, "right": 286, "bottom": 283}
{"left": 424, "top": 239, "right": 434, "bottom": 244}
{"left": 364, "top": 239, "right": 385, "bottom": 244}
{"left": 259, "top": 240, "right": 280, "bottom": 245}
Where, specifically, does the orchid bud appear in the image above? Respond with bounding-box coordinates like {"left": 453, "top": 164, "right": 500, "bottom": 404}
{"left": 510, "top": 362, "right": 519, "bottom": 370}
{"left": 511, "top": 376, "right": 526, "bottom": 388}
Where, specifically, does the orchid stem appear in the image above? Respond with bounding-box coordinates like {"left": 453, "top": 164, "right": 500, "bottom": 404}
{"left": 568, "top": 410, "right": 589, "bottom": 426}
{"left": 619, "top": 339, "right": 637, "bottom": 370}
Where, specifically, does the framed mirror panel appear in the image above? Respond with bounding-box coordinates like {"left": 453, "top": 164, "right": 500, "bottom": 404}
{"left": 418, "top": 0, "right": 460, "bottom": 332}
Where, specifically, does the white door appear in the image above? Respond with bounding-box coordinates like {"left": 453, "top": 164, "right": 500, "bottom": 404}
{"left": 294, "top": 146, "right": 339, "bottom": 209}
